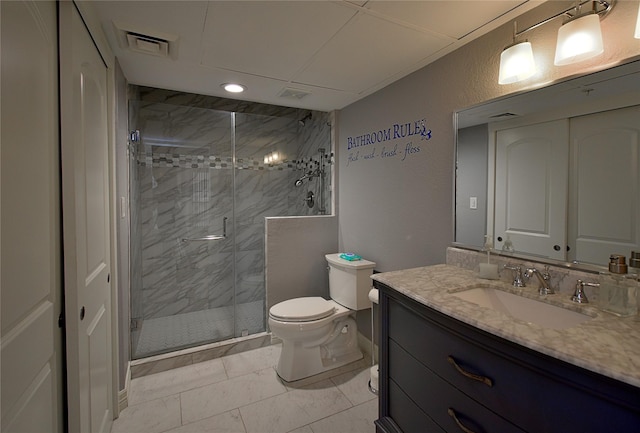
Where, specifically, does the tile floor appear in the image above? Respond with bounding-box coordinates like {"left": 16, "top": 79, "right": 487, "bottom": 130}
{"left": 133, "top": 301, "right": 265, "bottom": 358}
{"left": 113, "top": 344, "right": 378, "bottom": 433}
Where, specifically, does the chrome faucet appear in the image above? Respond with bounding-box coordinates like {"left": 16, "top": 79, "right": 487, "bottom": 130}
{"left": 503, "top": 264, "right": 525, "bottom": 287}
{"left": 571, "top": 279, "right": 599, "bottom": 303}
{"left": 524, "top": 266, "right": 554, "bottom": 295}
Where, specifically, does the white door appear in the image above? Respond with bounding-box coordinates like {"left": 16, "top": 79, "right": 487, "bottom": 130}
{"left": 0, "top": 1, "right": 64, "bottom": 432}
{"left": 568, "top": 105, "right": 640, "bottom": 265}
{"left": 494, "top": 120, "right": 569, "bottom": 260}
{"left": 60, "top": 3, "right": 113, "bottom": 433}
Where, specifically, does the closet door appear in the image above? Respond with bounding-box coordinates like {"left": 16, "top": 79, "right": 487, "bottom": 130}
{"left": 0, "top": 1, "right": 64, "bottom": 432}
{"left": 60, "top": 3, "right": 113, "bottom": 432}
{"left": 494, "top": 120, "right": 569, "bottom": 260}
{"left": 568, "top": 105, "right": 640, "bottom": 265}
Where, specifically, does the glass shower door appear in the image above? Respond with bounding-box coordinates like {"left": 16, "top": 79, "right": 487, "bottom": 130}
{"left": 130, "top": 102, "right": 236, "bottom": 359}
{"left": 232, "top": 112, "right": 298, "bottom": 336}
{"left": 128, "top": 100, "right": 319, "bottom": 359}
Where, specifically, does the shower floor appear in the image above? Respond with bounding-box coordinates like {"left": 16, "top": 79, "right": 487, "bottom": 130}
{"left": 133, "top": 301, "right": 265, "bottom": 359}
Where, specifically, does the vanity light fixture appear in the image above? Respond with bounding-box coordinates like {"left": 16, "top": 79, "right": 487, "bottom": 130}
{"left": 554, "top": 6, "right": 604, "bottom": 65}
{"left": 264, "top": 151, "right": 281, "bottom": 165}
{"left": 499, "top": 23, "right": 536, "bottom": 85}
{"left": 498, "top": 0, "right": 614, "bottom": 84}
{"left": 222, "top": 83, "right": 246, "bottom": 93}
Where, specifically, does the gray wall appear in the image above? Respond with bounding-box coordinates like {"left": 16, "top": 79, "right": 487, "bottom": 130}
{"left": 456, "top": 124, "right": 488, "bottom": 248}
{"left": 265, "top": 216, "right": 338, "bottom": 312}
{"left": 337, "top": 0, "right": 640, "bottom": 272}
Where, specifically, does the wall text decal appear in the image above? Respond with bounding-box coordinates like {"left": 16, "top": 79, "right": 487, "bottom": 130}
{"left": 345, "top": 119, "right": 432, "bottom": 166}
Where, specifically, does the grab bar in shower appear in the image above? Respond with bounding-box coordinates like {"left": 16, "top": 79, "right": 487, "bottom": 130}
{"left": 181, "top": 217, "right": 228, "bottom": 242}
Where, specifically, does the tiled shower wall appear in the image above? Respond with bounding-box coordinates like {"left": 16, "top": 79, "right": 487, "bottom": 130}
{"left": 128, "top": 86, "right": 331, "bottom": 353}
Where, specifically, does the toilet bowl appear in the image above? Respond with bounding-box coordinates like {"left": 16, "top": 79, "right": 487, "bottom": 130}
{"left": 269, "top": 297, "right": 361, "bottom": 382}
{"left": 269, "top": 254, "right": 376, "bottom": 382}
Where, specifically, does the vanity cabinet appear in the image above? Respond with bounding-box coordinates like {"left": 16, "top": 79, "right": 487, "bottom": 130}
{"left": 374, "top": 281, "right": 640, "bottom": 433}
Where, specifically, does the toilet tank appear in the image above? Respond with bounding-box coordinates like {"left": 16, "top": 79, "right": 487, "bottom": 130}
{"left": 325, "top": 253, "right": 376, "bottom": 310}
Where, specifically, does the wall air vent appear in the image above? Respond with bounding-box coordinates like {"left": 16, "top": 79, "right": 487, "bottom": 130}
{"left": 278, "top": 87, "right": 311, "bottom": 100}
{"left": 113, "top": 21, "right": 179, "bottom": 60}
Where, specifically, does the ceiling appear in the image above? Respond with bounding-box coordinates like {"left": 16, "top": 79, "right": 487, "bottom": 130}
{"left": 457, "top": 59, "right": 640, "bottom": 128}
{"left": 91, "top": 0, "right": 544, "bottom": 112}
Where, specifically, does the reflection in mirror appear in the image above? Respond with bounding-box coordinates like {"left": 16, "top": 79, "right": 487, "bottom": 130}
{"left": 455, "top": 59, "right": 640, "bottom": 269}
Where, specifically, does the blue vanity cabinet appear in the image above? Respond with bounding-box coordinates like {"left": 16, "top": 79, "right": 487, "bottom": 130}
{"left": 374, "top": 281, "right": 640, "bottom": 433}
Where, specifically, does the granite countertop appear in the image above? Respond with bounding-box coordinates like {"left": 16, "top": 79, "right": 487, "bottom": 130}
{"left": 371, "top": 264, "right": 640, "bottom": 388}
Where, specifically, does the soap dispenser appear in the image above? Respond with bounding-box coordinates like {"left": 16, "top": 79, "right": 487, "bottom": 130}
{"left": 478, "top": 235, "right": 499, "bottom": 280}
{"left": 597, "top": 254, "right": 638, "bottom": 317}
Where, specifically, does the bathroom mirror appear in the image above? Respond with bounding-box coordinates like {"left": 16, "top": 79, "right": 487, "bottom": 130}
{"left": 454, "top": 58, "right": 640, "bottom": 269}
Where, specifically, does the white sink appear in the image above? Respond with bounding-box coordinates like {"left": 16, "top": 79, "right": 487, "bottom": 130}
{"left": 451, "top": 287, "right": 593, "bottom": 330}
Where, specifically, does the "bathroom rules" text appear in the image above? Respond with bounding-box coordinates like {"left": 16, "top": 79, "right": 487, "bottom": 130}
{"left": 345, "top": 118, "right": 432, "bottom": 166}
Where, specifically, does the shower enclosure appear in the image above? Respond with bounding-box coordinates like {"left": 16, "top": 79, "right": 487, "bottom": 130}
{"left": 129, "top": 97, "right": 331, "bottom": 359}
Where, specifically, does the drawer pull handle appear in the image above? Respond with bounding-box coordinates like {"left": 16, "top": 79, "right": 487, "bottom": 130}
{"left": 447, "top": 356, "right": 493, "bottom": 387}
{"left": 448, "top": 408, "right": 479, "bottom": 433}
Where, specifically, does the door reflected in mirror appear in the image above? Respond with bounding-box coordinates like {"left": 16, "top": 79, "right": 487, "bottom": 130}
{"left": 455, "top": 60, "right": 640, "bottom": 268}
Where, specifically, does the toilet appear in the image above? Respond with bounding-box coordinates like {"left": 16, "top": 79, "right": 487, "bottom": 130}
{"left": 268, "top": 253, "right": 376, "bottom": 382}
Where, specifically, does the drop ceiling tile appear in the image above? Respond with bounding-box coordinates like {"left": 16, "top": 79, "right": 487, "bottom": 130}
{"left": 294, "top": 12, "right": 454, "bottom": 93}
{"left": 120, "top": 51, "right": 358, "bottom": 111}
{"left": 366, "top": 1, "right": 528, "bottom": 39}
{"left": 200, "top": 1, "right": 358, "bottom": 80}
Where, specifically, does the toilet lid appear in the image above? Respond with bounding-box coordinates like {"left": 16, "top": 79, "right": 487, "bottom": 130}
{"left": 269, "top": 297, "right": 335, "bottom": 322}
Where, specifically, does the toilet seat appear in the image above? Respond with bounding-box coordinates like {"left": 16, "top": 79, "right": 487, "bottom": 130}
{"left": 269, "top": 297, "right": 335, "bottom": 322}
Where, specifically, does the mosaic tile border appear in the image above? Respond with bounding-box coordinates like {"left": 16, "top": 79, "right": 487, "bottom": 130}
{"left": 138, "top": 152, "right": 334, "bottom": 172}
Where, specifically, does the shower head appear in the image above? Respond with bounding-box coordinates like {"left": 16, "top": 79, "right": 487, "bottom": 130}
{"left": 298, "top": 113, "right": 312, "bottom": 126}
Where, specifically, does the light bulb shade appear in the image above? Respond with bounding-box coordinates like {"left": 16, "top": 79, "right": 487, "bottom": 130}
{"left": 635, "top": 1, "right": 640, "bottom": 39}
{"left": 498, "top": 41, "right": 536, "bottom": 85}
{"left": 554, "top": 13, "right": 603, "bottom": 66}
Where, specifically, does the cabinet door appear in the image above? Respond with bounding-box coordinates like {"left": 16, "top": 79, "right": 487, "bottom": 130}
{"left": 568, "top": 105, "right": 640, "bottom": 264}
{"left": 494, "top": 120, "right": 569, "bottom": 259}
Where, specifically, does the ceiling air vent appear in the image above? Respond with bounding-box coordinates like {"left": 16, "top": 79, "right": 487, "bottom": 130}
{"left": 113, "top": 21, "right": 179, "bottom": 60}
{"left": 126, "top": 32, "right": 169, "bottom": 57}
{"left": 278, "top": 87, "right": 311, "bottom": 100}
{"left": 489, "top": 112, "right": 519, "bottom": 119}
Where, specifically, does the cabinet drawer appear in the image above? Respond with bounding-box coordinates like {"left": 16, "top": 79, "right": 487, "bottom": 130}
{"left": 388, "top": 297, "right": 640, "bottom": 432}
{"left": 389, "top": 380, "right": 445, "bottom": 433}
{"left": 390, "top": 339, "right": 526, "bottom": 433}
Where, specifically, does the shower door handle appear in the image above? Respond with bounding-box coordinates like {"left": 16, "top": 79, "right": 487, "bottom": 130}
{"left": 181, "top": 217, "right": 228, "bottom": 242}
{"left": 182, "top": 235, "right": 225, "bottom": 242}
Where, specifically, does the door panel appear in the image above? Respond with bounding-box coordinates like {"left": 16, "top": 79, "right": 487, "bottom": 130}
{"left": 60, "top": 3, "right": 113, "bottom": 432}
{"left": 495, "top": 120, "right": 569, "bottom": 259}
{"left": 0, "top": 1, "right": 63, "bottom": 432}
{"left": 569, "top": 105, "right": 640, "bottom": 264}
{"left": 89, "top": 307, "right": 110, "bottom": 433}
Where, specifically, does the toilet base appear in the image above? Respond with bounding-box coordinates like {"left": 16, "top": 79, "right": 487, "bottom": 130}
{"left": 276, "top": 342, "right": 363, "bottom": 382}
{"left": 275, "top": 317, "right": 362, "bottom": 382}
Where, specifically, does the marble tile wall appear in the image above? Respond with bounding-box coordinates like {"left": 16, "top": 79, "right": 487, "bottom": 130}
{"left": 290, "top": 112, "right": 333, "bottom": 216}
{"left": 129, "top": 88, "right": 332, "bottom": 352}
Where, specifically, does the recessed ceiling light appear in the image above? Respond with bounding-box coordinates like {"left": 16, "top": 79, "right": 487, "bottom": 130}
{"left": 222, "top": 83, "right": 246, "bottom": 93}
